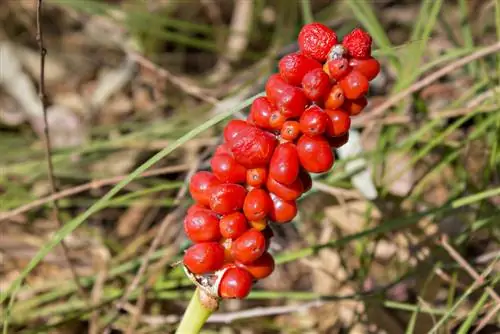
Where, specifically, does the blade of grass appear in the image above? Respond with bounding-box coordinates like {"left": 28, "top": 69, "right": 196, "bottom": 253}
{"left": 299, "top": 0, "right": 313, "bottom": 24}
{"left": 456, "top": 289, "right": 490, "bottom": 334}
{"left": 458, "top": 0, "right": 476, "bottom": 75}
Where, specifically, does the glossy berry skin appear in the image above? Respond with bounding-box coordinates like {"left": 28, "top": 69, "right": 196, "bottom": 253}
{"left": 266, "top": 176, "right": 303, "bottom": 201}
{"left": 224, "top": 120, "right": 248, "bottom": 143}
{"left": 326, "top": 108, "right": 351, "bottom": 137}
{"left": 327, "top": 132, "right": 349, "bottom": 148}
{"left": 269, "top": 143, "right": 300, "bottom": 185}
{"left": 301, "top": 68, "right": 331, "bottom": 102}
{"left": 246, "top": 167, "right": 267, "bottom": 188}
{"left": 219, "top": 212, "right": 248, "bottom": 239}
{"left": 276, "top": 86, "right": 309, "bottom": 118}
{"left": 298, "top": 22, "right": 338, "bottom": 62}
{"left": 327, "top": 58, "right": 351, "bottom": 81}
{"left": 226, "top": 121, "right": 278, "bottom": 168}
{"left": 220, "top": 238, "right": 234, "bottom": 262}
{"left": 278, "top": 53, "right": 322, "bottom": 86}
{"left": 211, "top": 154, "right": 247, "bottom": 184}
{"left": 324, "top": 85, "right": 345, "bottom": 110}
{"left": 237, "top": 252, "right": 275, "bottom": 279}
{"left": 249, "top": 96, "right": 274, "bottom": 130}
{"left": 349, "top": 57, "right": 380, "bottom": 81}
{"left": 265, "top": 74, "right": 287, "bottom": 101}
{"left": 189, "top": 171, "right": 221, "bottom": 207}
{"left": 269, "top": 112, "right": 287, "bottom": 130}
{"left": 299, "top": 105, "right": 330, "bottom": 137}
{"left": 269, "top": 193, "right": 298, "bottom": 223}
{"left": 231, "top": 229, "right": 267, "bottom": 264}
{"left": 209, "top": 183, "right": 247, "bottom": 214}
{"left": 340, "top": 70, "right": 369, "bottom": 100}
{"left": 184, "top": 208, "right": 221, "bottom": 243}
{"left": 243, "top": 188, "right": 272, "bottom": 221}
{"left": 218, "top": 267, "right": 253, "bottom": 299}
{"left": 183, "top": 242, "right": 225, "bottom": 274}
{"left": 342, "top": 28, "right": 372, "bottom": 59}
{"left": 297, "top": 135, "right": 334, "bottom": 173}
{"left": 298, "top": 168, "right": 313, "bottom": 192}
{"left": 187, "top": 203, "right": 208, "bottom": 216}
{"left": 249, "top": 218, "right": 267, "bottom": 231}
{"left": 343, "top": 96, "right": 367, "bottom": 116}
{"left": 214, "top": 143, "right": 232, "bottom": 157}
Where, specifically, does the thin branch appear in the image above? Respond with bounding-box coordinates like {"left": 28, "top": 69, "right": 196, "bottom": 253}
{"left": 35, "top": 0, "right": 87, "bottom": 300}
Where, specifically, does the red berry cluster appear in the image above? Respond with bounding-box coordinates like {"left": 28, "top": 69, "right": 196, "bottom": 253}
{"left": 183, "top": 23, "right": 379, "bottom": 300}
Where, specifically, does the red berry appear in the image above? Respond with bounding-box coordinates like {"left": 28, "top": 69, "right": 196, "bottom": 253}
{"left": 325, "top": 108, "right": 351, "bottom": 137}
{"left": 269, "top": 193, "right": 297, "bottom": 223}
{"left": 220, "top": 238, "right": 234, "bottom": 262}
{"left": 298, "top": 23, "right": 338, "bottom": 62}
{"left": 349, "top": 57, "right": 380, "bottom": 81}
{"left": 246, "top": 167, "right": 267, "bottom": 187}
{"left": 265, "top": 74, "right": 287, "bottom": 100}
{"left": 231, "top": 229, "right": 267, "bottom": 264}
{"left": 266, "top": 176, "right": 303, "bottom": 201}
{"left": 219, "top": 212, "right": 248, "bottom": 239}
{"left": 297, "top": 135, "right": 334, "bottom": 173}
{"left": 189, "top": 171, "right": 221, "bottom": 207}
{"left": 326, "top": 58, "right": 351, "bottom": 81}
{"left": 269, "top": 142, "right": 300, "bottom": 185}
{"left": 327, "top": 132, "right": 349, "bottom": 148}
{"left": 184, "top": 208, "right": 221, "bottom": 243}
{"left": 324, "top": 84, "right": 345, "bottom": 110}
{"left": 280, "top": 121, "right": 301, "bottom": 141}
{"left": 243, "top": 188, "right": 272, "bottom": 221}
{"left": 183, "top": 242, "right": 225, "bottom": 274}
{"left": 342, "top": 28, "right": 372, "bottom": 59}
{"left": 301, "top": 68, "right": 331, "bottom": 102}
{"left": 237, "top": 252, "right": 275, "bottom": 279}
{"left": 227, "top": 122, "right": 278, "bottom": 168}
{"left": 269, "top": 112, "right": 287, "bottom": 130}
{"left": 339, "top": 70, "right": 369, "bottom": 100}
{"left": 218, "top": 267, "right": 253, "bottom": 299}
{"left": 277, "top": 86, "right": 309, "bottom": 118}
{"left": 187, "top": 203, "right": 208, "bottom": 216}
{"left": 224, "top": 119, "right": 248, "bottom": 143}
{"left": 209, "top": 183, "right": 247, "bottom": 214}
{"left": 278, "top": 53, "right": 322, "bottom": 86}
{"left": 249, "top": 96, "right": 274, "bottom": 130}
{"left": 211, "top": 154, "right": 247, "bottom": 184}
{"left": 343, "top": 96, "right": 368, "bottom": 116}
{"left": 299, "top": 105, "right": 330, "bottom": 137}
{"left": 214, "top": 143, "right": 232, "bottom": 157}
{"left": 298, "top": 168, "right": 313, "bottom": 192}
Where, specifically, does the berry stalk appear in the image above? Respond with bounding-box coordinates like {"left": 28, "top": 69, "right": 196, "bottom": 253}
{"left": 175, "top": 288, "right": 217, "bottom": 334}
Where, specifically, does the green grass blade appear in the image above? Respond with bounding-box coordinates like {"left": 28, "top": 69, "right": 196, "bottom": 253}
{"left": 456, "top": 289, "right": 490, "bottom": 334}
{"left": 300, "top": 0, "right": 313, "bottom": 24}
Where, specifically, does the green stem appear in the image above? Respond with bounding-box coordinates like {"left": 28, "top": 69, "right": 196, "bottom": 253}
{"left": 175, "top": 288, "right": 215, "bottom": 334}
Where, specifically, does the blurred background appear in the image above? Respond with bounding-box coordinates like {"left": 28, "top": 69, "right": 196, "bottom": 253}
{"left": 1, "top": 0, "right": 499, "bottom": 333}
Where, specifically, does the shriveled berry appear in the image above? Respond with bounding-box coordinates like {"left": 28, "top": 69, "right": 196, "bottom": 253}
{"left": 269, "top": 112, "right": 287, "bottom": 130}
{"left": 214, "top": 143, "right": 232, "bottom": 157}
{"left": 224, "top": 120, "right": 248, "bottom": 143}
{"left": 327, "top": 58, "right": 351, "bottom": 81}
{"left": 301, "top": 68, "right": 331, "bottom": 102}
{"left": 339, "top": 70, "right": 369, "bottom": 100}
{"left": 298, "top": 168, "right": 313, "bottom": 192}
{"left": 246, "top": 167, "right": 267, "bottom": 187}
{"left": 325, "top": 108, "right": 351, "bottom": 137}
{"left": 343, "top": 96, "right": 368, "bottom": 116}
{"left": 349, "top": 57, "right": 380, "bottom": 81}
{"left": 219, "top": 267, "right": 253, "bottom": 299}
{"left": 211, "top": 154, "right": 247, "bottom": 184}
{"left": 183, "top": 242, "right": 225, "bottom": 274}
{"left": 249, "top": 96, "right": 274, "bottom": 130}
{"left": 189, "top": 171, "right": 221, "bottom": 207}
{"left": 231, "top": 229, "right": 267, "bottom": 264}
{"left": 269, "top": 193, "right": 297, "bottom": 223}
{"left": 297, "top": 135, "right": 334, "bottom": 173}
{"left": 327, "top": 132, "right": 349, "bottom": 148}
{"left": 269, "top": 142, "right": 300, "bottom": 185}
{"left": 324, "top": 85, "right": 345, "bottom": 110}
{"left": 243, "top": 188, "right": 272, "bottom": 221}
{"left": 298, "top": 22, "right": 338, "bottom": 62}
{"left": 209, "top": 183, "right": 247, "bottom": 214}
{"left": 342, "top": 28, "right": 372, "bottom": 59}
{"left": 266, "top": 176, "right": 303, "bottom": 201}
{"left": 227, "top": 122, "right": 278, "bottom": 168}
{"left": 249, "top": 218, "right": 268, "bottom": 231}
{"left": 237, "top": 252, "right": 275, "bottom": 279}
{"left": 219, "top": 212, "right": 248, "bottom": 239}
{"left": 184, "top": 208, "right": 221, "bottom": 243}
{"left": 278, "top": 53, "right": 322, "bottom": 86}
{"left": 276, "top": 86, "right": 309, "bottom": 118}
{"left": 299, "top": 105, "right": 329, "bottom": 136}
